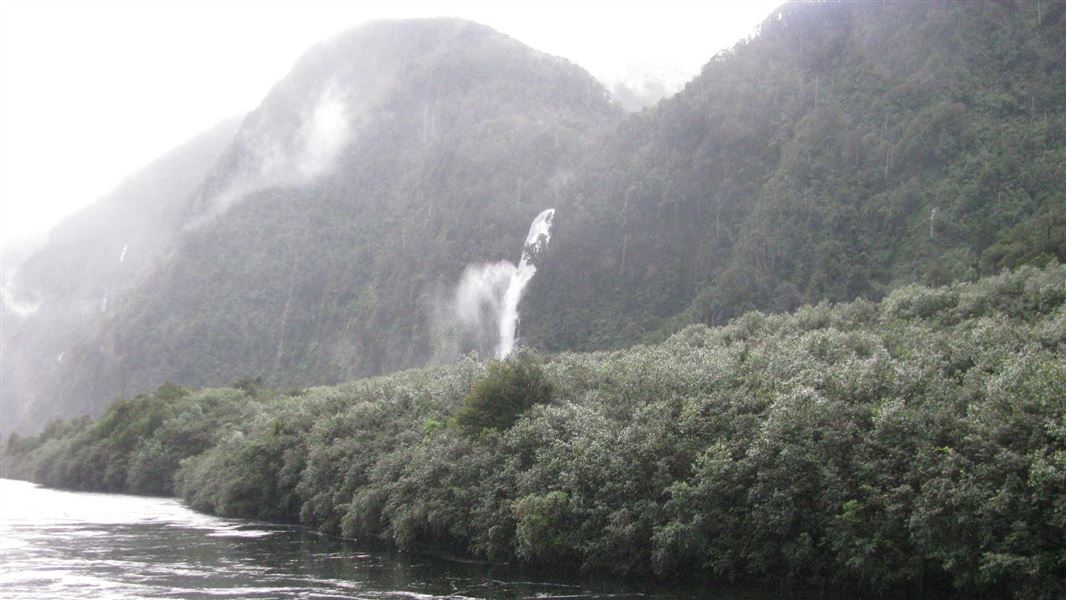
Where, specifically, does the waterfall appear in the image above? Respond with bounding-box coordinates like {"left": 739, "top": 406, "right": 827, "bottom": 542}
{"left": 496, "top": 208, "right": 554, "bottom": 358}
{"left": 453, "top": 208, "right": 555, "bottom": 360}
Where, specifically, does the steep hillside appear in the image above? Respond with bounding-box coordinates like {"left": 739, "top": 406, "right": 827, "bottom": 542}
{"left": 28, "top": 19, "right": 618, "bottom": 430}
{"left": 10, "top": 3, "right": 1066, "bottom": 433}
{"left": 524, "top": 0, "right": 1066, "bottom": 351}
{"left": 1, "top": 117, "right": 240, "bottom": 433}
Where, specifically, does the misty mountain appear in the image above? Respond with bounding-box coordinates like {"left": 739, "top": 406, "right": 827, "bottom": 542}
{"left": 5, "top": 3, "right": 1066, "bottom": 433}
{"left": 1, "top": 117, "right": 240, "bottom": 433}
{"left": 524, "top": 0, "right": 1066, "bottom": 352}
{"left": 2, "top": 18, "right": 619, "bottom": 433}
{"left": 608, "top": 65, "right": 688, "bottom": 113}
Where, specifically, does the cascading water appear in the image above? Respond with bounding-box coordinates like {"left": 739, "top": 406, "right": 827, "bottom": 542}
{"left": 496, "top": 208, "right": 554, "bottom": 358}
{"left": 453, "top": 208, "right": 555, "bottom": 360}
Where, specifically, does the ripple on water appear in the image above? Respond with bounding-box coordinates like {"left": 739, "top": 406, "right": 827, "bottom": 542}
{"left": 1, "top": 479, "right": 772, "bottom": 600}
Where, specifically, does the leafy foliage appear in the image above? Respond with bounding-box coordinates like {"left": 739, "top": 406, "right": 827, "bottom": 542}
{"left": 7, "top": 264, "right": 1065, "bottom": 598}
{"left": 2, "top": 383, "right": 260, "bottom": 496}
{"left": 455, "top": 354, "right": 552, "bottom": 436}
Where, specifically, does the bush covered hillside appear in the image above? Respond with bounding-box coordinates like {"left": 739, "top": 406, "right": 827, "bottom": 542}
{"left": 526, "top": 0, "right": 1066, "bottom": 351}
{"left": 6, "top": 264, "right": 1064, "bottom": 598}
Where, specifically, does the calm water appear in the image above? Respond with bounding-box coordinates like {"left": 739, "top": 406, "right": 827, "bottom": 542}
{"left": 0, "top": 478, "right": 775, "bottom": 599}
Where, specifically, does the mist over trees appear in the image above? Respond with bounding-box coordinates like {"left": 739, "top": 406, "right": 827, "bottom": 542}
{"left": 524, "top": 0, "right": 1066, "bottom": 352}
{"left": 4, "top": 4, "right": 1064, "bottom": 434}
{"left": 1, "top": 117, "right": 240, "bottom": 433}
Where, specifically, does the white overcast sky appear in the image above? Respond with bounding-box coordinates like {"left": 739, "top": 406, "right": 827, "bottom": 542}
{"left": 0, "top": 0, "right": 781, "bottom": 248}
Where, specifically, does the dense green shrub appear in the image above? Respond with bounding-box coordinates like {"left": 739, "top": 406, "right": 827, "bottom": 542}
{"left": 455, "top": 355, "right": 552, "bottom": 436}
{"left": 5, "top": 264, "right": 1065, "bottom": 598}
{"left": 513, "top": 490, "right": 574, "bottom": 564}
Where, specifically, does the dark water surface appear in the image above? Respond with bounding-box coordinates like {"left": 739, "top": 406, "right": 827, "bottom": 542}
{"left": 0, "top": 478, "right": 774, "bottom": 599}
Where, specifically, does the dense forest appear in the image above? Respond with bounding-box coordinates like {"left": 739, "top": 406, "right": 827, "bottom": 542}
{"left": 525, "top": 0, "right": 1066, "bottom": 350}
{"left": 4, "top": 2, "right": 1065, "bottom": 434}
{"left": 6, "top": 264, "right": 1064, "bottom": 598}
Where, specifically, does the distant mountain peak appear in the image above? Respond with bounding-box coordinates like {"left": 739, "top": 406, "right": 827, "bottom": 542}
{"left": 188, "top": 17, "right": 610, "bottom": 226}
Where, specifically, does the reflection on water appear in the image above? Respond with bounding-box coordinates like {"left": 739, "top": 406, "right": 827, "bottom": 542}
{"left": 0, "top": 478, "right": 770, "bottom": 599}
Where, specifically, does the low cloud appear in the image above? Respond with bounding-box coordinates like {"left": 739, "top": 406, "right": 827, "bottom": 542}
{"left": 187, "top": 79, "right": 355, "bottom": 229}
{"left": 1, "top": 270, "right": 40, "bottom": 317}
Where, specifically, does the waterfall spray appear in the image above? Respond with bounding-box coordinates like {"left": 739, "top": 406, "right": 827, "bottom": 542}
{"left": 454, "top": 261, "right": 515, "bottom": 357}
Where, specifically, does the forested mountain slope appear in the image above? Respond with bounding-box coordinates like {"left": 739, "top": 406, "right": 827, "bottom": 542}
{"left": 20, "top": 19, "right": 618, "bottom": 432}
{"left": 1, "top": 117, "right": 240, "bottom": 433}
{"left": 524, "top": 0, "right": 1066, "bottom": 351}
